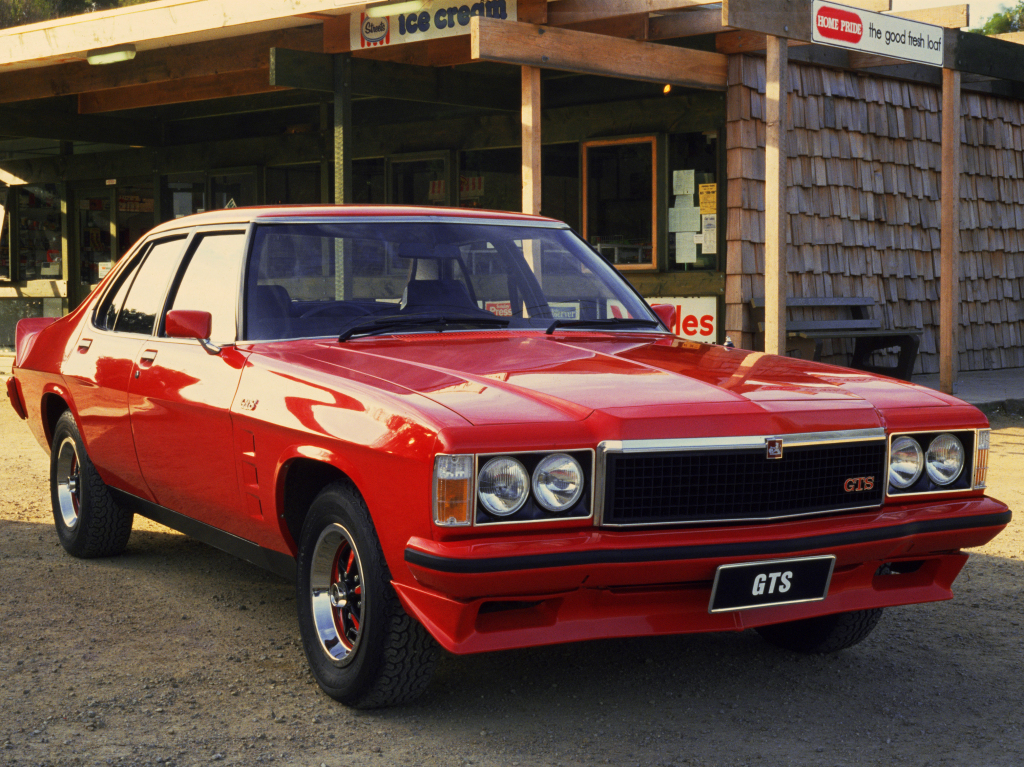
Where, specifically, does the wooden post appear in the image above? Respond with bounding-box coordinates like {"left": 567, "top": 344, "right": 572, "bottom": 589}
{"left": 940, "top": 67, "right": 961, "bottom": 394}
{"left": 521, "top": 65, "right": 542, "bottom": 215}
{"left": 333, "top": 53, "right": 352, "bottom": 204}
{"left": 764, "top": 34, "right": 788, "bottom": 356}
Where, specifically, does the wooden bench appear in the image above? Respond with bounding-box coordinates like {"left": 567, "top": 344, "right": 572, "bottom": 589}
{"left": 751, "top": 296, "right": 922, "bottom": 381}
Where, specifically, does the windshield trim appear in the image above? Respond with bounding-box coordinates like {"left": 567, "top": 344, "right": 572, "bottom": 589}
{"left": 251, "top": 215, "right": 570, "bottom": 229}
{"left": 238, "top": 327, "right": 674, "bottom": 345}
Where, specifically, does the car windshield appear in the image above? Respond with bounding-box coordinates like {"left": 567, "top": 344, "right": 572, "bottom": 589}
{"left": 244, "top": 219, "right": 658, "bottom": 341}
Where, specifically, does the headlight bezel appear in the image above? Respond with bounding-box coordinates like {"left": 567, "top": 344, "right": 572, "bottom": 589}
{"left": 433, "top": 449, "right": 594, "bottom": 527}
{"left": 886, "top": 430, "right": 979, "bottom": 496}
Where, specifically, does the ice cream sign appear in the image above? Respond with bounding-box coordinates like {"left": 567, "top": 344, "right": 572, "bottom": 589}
{"left": 353, "top": 1, "right": 517, "bottom": 49}
{"left": 811, "top": 1, "right": 943, "bottom": 67}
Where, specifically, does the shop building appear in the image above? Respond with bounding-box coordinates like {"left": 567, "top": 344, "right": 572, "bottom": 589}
{"left": 0, "top": 0, "right": 1021, "bottom": 388}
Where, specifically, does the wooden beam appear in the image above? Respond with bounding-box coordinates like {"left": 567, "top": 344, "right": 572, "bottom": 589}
{"left": 649, "top": 9, "right": 734, "bottom": 39}
{"left": 522, "top": 66, "right": 541, "bottom": 215}
{"left": 0, "top": 107, "right": 162, "bottom": 146}
{"left": 950, "top": 30, "right": 1024, "bottom": 84}
{"left": 721, "top": 0, "right": 814, "bottom": 43}
{"left": 940, "top": 67, "right": 960, "bottom": 393}
{"left": 559, "top": 14, "right": 650, "bottom": 41}
{"left": 0, "top": 27, "right": 323, "bottom": 106}
{"left": 889, "top": 4, "right": 967, "bottom": 28}
{"left": 764, "top": 34, "right": 788, "bottom": 357}
{"left": 471, "top": 17, "right": 727, "bottom": 90}
{"left": 79, "top": 70, "right": 285, "bottom": 114}
{"left": 270, "top": 48, "right": 333, "bottom": 92}
{"left": 549, "top": 1, "right": 719, "bottom": 26}
{"left": 350, "top": 58, "right": 519, "bottom": 110}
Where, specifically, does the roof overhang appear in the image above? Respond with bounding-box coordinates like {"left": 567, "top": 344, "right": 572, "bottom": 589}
{"left": 0, "top": 0, "right": 368, "bottom": 73}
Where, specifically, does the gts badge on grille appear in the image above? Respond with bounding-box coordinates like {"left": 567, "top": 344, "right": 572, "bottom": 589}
{"left": 766, "top": 438, "right": 783, "bottom": 460}
{"left": 844, "top": 477, "right": 875, "bottom": 492}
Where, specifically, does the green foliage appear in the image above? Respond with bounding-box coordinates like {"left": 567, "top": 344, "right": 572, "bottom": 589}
{"left": 0, "top": 0, "right": 153, "bottom": 30}
{"left": 971, "top": 2, "right": 1024, "bottom": 35}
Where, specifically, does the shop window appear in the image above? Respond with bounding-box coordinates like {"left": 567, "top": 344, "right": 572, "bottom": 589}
{"left": 542, "top": 143, "right": 581, "bottom": 232}
{"left": 388, "top": 154, "right": 449, "bottom": 206}
{"left": 0, "top": 187, "right": 10, "bottom": 281}
{"left": 667, "top": 131, "right": 720, "bottom": 271}
{"left": 18, "top": 184, "right": 62, "bottom": 282}
{"left": 117, "top": 185, "right": 155, "bottom": 256}
{"left": 353, "top": 159, "right": 385, "bottom": 204}
{"left": 211, "top": 171, "right": 256, "bottom": 210}
{"left": 162, "top": 173, "right": 206, "bottom": 220}
{"left": 78, "top": 189, "right": 113, "bottom": 290}
{"left": 266, "top": 165, "right": 321, "bottom": 205}
{"left": 458, "top": 148, "right": 520, "bottom": 212}
{"left": 583, "top": 137, "right": 656, "bottom": 270}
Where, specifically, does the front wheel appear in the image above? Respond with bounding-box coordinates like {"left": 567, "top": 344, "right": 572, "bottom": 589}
{"left": 50, "top": 410, "right": 133, "bottom": 558}
{"left": 756, "top": 608, "right": 884, "bottom": 653}
{"left": 296, "top": 482, "right": 438, "bottom": 708}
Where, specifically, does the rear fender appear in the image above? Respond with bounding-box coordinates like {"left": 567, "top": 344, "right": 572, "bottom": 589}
{"left": 14, "top": 317, "right": 58, "bottom": 368}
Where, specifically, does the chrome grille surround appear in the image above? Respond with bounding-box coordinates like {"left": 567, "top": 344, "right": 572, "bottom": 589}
{"left": 595, "top": 428, "right": 888, "bottom": 528}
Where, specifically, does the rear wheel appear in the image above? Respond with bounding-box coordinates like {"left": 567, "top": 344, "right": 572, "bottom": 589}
{"left": 296, "top": 482, "right": 438, "bottom": 708}
{"left": 50, "top": 410, "right": 133, "bottom": 558}
{"left": 756, "top": 608, "right": 884, "bottom": 653}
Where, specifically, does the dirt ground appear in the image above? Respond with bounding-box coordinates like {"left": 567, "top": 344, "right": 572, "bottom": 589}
{"left": 1, "top": 402, "right": 1022, "bottom": 767}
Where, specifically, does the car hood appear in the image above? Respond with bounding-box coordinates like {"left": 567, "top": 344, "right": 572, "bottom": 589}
{"left": 286, "top": 332, "right": 954, "bottom": 428}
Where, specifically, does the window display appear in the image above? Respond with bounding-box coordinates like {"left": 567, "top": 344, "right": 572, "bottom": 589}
{"left": 19, "top": 184, "right": 62, "bottom": 281}
{"left": 583, "top": 137, "right": 656, "bottom": 270}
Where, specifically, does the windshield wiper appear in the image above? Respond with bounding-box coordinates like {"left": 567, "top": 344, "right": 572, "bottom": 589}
{"left": 338, "top": 314, "right": 510, "bottom": 342}
{"left": 544, "top": 318, "right": 661, "bottom": 335}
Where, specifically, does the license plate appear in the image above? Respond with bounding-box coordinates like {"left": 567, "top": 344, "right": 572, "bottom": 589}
{"left": 709, "top": 555, "right": 836, "bottom": 613}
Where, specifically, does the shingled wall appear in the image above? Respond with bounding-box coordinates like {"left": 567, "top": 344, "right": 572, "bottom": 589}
{"left": 725, "top": 54, "right": 1024, "bottom": 374}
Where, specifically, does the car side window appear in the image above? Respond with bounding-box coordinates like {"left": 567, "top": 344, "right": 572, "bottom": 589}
{"left": 113, "top": 237, "right": 187, "bottom": 335}
{"left": 165, "top": 232, "right": 246, "bottom": 344}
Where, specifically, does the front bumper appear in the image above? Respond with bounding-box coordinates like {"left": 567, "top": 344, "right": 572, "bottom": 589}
{"left": 396, "top": 497, "right": 1010, "bottom": 654}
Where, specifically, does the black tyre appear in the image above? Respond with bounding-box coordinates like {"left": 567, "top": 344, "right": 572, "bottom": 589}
{"left": 296, "top": 482, "right": 439, "bottom": 708}
{"left": 756, "top": 608, "right": 884, "bottom": 653}
{"left": 50, "top": 410, "right": 133, "bottom": 558}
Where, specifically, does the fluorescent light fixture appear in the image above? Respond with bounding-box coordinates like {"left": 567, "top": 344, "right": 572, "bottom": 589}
{"left": 86, "top": 44, "right": 137, "bottom": 66}
{"left": 365, "top": 1, "right": 426, "bottom": 18}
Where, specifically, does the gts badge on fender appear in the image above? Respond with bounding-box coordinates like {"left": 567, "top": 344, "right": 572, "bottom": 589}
{"left": 844, "top": 476, "right": 875, "bottom": 492}
{"left": 240, "top": 398, "right": 259, "bottom": 412}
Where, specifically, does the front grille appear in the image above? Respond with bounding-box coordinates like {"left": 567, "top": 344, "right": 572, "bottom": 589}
{"left": 602, "top": 441, "right": 886, "bottom": 526}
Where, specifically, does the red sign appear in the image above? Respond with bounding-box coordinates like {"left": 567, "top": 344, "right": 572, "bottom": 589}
{"left": 815, "top": 5, "right": 863, "bottom": 44}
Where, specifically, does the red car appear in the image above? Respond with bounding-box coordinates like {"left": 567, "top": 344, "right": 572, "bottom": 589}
{"left": 6, "top": 206, "right": 1010, "bottom": 708}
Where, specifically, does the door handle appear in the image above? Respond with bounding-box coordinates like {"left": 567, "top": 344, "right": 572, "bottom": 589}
{"left": 139, "top": 349, "right": 158, "bottom": 364}
{"left": 77, "top": 338, "right": 92, "bottom": 353}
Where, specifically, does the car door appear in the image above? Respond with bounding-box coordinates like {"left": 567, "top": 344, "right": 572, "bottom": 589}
{"left": 128, "top": 228, "right": 252, "bottom": 532}
{"left": 62, "top": 235, "right": 190, "bottom": 501}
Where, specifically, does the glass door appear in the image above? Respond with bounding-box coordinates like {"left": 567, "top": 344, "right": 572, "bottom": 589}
{"left": 76, "top": 188, "right": 115, "bottom": 305}
{"left": 387, "top": 152, "right": 451, "bottom": 206}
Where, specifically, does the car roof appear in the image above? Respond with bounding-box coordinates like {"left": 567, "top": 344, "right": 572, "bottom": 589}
{"left": 146, "top": 204, "right": 562, "bottom": 236}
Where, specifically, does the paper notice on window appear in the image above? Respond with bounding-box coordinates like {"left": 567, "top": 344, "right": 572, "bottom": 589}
{"left": 675, "top": 233, "right": 697, "bottom": 264}
{"left": 701, "top": 214, "right": 717, "bottom": 255}
{"left": 699, "top": 184, "right": 717, "bottom": 214}
{"left": 669, "top": 206, "right": 701, "bottom": 233}
{"left": 673, "top": 169, "right": 695, "bottom": 196}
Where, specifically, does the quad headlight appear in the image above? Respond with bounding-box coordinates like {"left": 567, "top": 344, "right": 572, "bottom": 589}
{"left": 924, "top": 433, "right": 964, "bottom": 486}
{"left": 532, "top": 453, "right": 584, "bottom": 512}
{"left": 478, "top": 457, "right": 530, "bottom": 516}
{"left": 889, "top": 436, "right": 923, "bottom": 489}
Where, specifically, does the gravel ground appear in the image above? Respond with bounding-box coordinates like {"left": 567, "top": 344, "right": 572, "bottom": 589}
{"left": 1, "top": 402, "right": 1022, "bottom": 767}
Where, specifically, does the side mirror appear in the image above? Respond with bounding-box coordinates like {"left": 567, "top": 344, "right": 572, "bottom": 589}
{"left": 650, "top": 304, "right": 676, "bottom": 332}
{"left": 166, "top": 309, "right": 212, "bottom": 340}
{"left": 165, "top": 310, "right": 220, "bottom": 354}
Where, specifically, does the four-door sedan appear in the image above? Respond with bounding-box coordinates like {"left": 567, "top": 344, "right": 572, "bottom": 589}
{"left": 6, "top": 205, "right": 1010, "bottom": 708}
